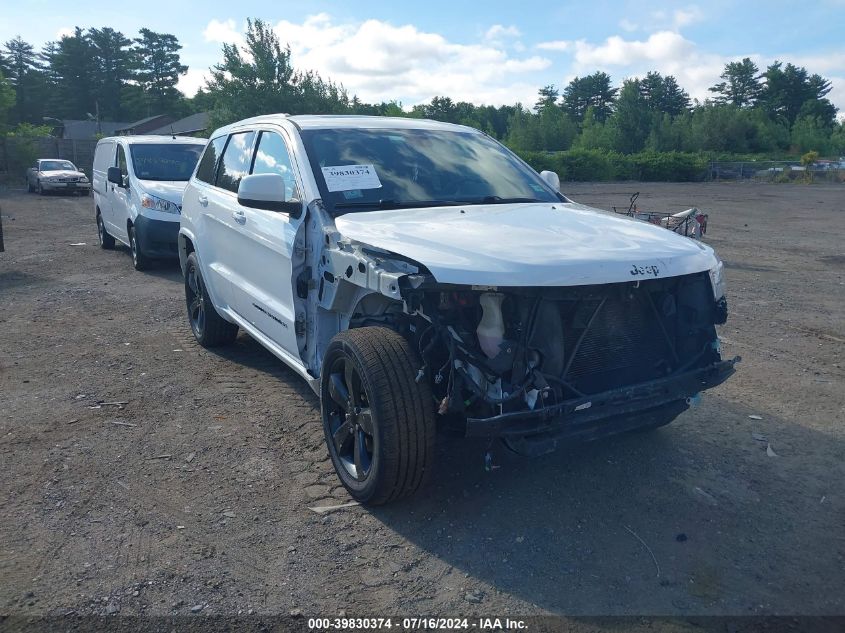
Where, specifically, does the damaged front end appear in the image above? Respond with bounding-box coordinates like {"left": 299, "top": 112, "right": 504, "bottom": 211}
{"left": 400, "top": 272, "right": 737, "bottom": 455}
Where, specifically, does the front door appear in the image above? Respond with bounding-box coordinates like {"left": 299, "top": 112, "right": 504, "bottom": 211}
{"left": 109, "top": 144, "right": 131, "bottom": 243}
{"left": 227, "top": 129, "right": 304, "bottom": 357}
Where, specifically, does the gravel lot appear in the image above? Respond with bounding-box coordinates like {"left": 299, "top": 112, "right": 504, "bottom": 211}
{"left": 1, "top": 183, "right": 843, "bottom": 624}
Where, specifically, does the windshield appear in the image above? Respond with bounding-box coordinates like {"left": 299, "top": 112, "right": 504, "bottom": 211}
{"left": 41, "top": 160, "right": 76, "bottom": 171}
{"left": 128, "top": 143, "right": 204, "bottom": 181}
{"left": 300, "top": 127, "right": 560, "bottom": 214}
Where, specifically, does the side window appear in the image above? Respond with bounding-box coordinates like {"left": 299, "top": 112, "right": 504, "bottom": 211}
{"left": 216, "top": 131, "right": 256, "bottom": 193}
{"left": 116, "top": 145, "right": 128, "bottom": 176}
{"left": 195, "top": 136, "right": 227, "bottom": 185}
{"left": 251, "top": 131, "right": 299, "bottom": 200}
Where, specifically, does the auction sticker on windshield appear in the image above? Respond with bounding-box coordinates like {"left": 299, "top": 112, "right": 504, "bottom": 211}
{"left": 321, "top": 164, "right": 382, "bottom": 192}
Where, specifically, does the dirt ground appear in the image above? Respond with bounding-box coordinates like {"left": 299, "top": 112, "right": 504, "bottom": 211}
{"left": 0, "top": 182, "right": 843, "bottom": 626}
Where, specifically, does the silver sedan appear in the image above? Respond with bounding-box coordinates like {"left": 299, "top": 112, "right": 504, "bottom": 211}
{"left": 26, "top": 159, "right": 92, "bottom": 196}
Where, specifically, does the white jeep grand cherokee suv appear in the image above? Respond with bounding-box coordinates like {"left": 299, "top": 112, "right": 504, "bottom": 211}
{"left": 180, "top": 115, "right": 736, "bottom": 505}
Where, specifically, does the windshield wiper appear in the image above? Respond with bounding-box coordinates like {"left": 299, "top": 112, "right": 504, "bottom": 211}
{"left": 463, "top": 196, "right": 545, "bottom": 205}
{"left": 333, "top": 199, "right": 463, "bottom": 211}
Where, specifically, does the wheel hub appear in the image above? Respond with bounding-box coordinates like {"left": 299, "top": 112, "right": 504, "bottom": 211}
{"left": 326, "top": 356, "right": 375, "bottom": 481}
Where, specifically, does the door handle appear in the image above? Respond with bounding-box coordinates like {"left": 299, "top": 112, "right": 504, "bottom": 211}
{"left": 233, "top": 210, "right": 246, "bottom": 224}
{"left": 198, "top": 194, "right": 208, "bottom": 207}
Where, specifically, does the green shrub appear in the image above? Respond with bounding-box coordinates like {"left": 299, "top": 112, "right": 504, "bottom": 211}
{"left": 512, "top": 148, "right": 707, "bottom": 182}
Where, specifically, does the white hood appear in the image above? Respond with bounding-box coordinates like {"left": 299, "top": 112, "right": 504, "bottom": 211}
{"left": 138, "top": 180, "right": 188, "bottom": 206}
{"left": 335, "top": 202, "right": 718, "bottom": 287}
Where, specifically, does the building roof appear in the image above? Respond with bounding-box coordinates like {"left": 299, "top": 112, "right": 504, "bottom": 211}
{"left": 61, "top": 119, "right": 130, "bottom": 140}
{"left": 116, "top": 115, "right": 174, "bottom": 135}
{"left": 148, "top": 112, "right": 210, "bottom": 136}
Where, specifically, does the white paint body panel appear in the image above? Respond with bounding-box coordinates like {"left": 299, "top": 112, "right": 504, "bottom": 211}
{"left": 334, "top": 201, "right": 718, "bottom": 286}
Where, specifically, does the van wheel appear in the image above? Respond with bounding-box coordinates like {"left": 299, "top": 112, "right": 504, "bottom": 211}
{"left": 96, "top": 212, "right": 115, "bottom": 249}
{"left": 37, "top": 181, "right": 45, "bottom": 195}
{"left": 321, "top": 327, "right": 436, "bottom": 505}
{"left": 184, "top": 252, "right": 238, "bottom": 347}
{"left": 128, "top": 225, "right": 150, "bottom": 271}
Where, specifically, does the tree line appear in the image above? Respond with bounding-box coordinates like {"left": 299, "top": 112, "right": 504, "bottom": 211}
{"left": 1, "top": 18, "right": 843, "bottom": 158}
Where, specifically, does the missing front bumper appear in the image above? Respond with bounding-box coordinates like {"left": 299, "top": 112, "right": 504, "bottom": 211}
{"left": 465, "top": 357, "right": 739, "bottom": 439}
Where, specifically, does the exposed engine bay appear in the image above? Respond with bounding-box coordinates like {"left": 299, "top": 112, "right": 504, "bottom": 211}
{"left": 343, "top": 270, "right": 734, "bottom": 453}
{"left": 313, "top": 207, "right": 736, "bottom": 456}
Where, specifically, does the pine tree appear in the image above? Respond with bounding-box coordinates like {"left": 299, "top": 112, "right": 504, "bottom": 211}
{"left": 47, "top": 29, "right": 96, "bottom": 120}
{"left": 709, "top": 58, "right": 761, "bottom": 108}
{"left": 562, "top": 72, "right": 617, "bottom": 122}
{"left": 3, "top": 36, "right": 44, "bottom": 123}
{"left": 89, "top": 27, "right": 133, "bottom": 121}
{"left": 133, "top": 28, "right": 187, "bottom": 116}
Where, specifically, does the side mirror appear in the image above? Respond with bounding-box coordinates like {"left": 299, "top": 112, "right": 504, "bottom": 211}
{"left": 107, "top": 167, "right": 124, "bottom": 186}
{"left": 540, "top": 170, "right": 561, "bottom": 192}
{"left": 237, "top": 173, "right": 300, "bottom": 215}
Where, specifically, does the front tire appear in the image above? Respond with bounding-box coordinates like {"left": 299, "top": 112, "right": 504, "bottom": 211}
{"left": 128, "top": 224, "right": 150, "bottom": 271}
{"left": 96, "top": 211, "right": 115, "bottom": 249}
{"left": 321, "top": 327, "right": 436, "bottom": 505}
{"left": 184, "top": 252, "right": 238, "bottom": 347}
{"left": 37, "top": 181, "right": 45, "bottom": 195}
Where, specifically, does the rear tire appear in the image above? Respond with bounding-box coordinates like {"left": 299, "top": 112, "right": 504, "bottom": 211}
{"left": 128, "top": 224, "right": 150, "bottom": 271}
{"left": 321, "top": 327, "right": 436, "bottom": 505}
{"left": 96, "top": 211, "right": 115, "bottom": 250}
{"left": 184, "top": 252, "right": 238, "bottom": 347}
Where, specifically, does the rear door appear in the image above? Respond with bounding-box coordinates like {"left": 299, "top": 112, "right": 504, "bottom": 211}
{"left": 227, "top": 128, "right": 304, "bottom": 356}
{"left": 188, "top": 132, "right": 255, "bottom": 312}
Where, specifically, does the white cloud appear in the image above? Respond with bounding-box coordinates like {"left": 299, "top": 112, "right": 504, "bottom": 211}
{"left": 203, "top": 19, "right": 242, "bottom": 45}
{"left": 485, "top": 24, "right": 521, "bottom": 41}
{"left": 536, "top": 40, "right": 571, "bottom": 52}
{"left": 177, "top": 67, "right": 210, "bottom": 97}
{"left": 196, "top": 15, "right": 552, "bottom": 106}
{"left": 536, "top": 31, "right": 727, "bottom": 103}
{"left": 616, "top": 6, "right": 703, "bottom": 36}
{"left": 672, "top": 6, "right": 704, "bottom": 29}
{"left": 56, "top": 27, "right": 74, "bottom": 40}
{"left": 567, "top": 31, "right": 696, "bottom": 66}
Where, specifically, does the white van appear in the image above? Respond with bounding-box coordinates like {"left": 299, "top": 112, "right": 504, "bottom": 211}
{"left": 92, "top": 135, "right": 206, "bottom": 270}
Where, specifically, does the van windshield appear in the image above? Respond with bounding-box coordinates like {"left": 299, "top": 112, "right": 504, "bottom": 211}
{"left": 299, "top": 127, "right": 561, "bottom": 214}
{"left": 129, "top": 143, "right": 204, "bottom": 181}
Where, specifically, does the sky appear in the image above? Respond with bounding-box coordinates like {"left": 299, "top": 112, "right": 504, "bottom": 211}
{"left": 2, "top": 0, "right": 844, "bottom": 115}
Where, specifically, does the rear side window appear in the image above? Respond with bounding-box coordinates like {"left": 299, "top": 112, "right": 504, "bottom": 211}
{"left": 216, "top": 131, "right": 256, "bottom": 193}
{"left": 195, "top": 136, "right": 227, "bottom": 185}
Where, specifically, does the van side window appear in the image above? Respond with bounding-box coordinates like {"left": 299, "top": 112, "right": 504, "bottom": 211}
{"left": 216, "top": 132, "right": 256, "bottom": 193}
{"left": 251, "top": 131, "right": 299, "bottom": 200}
{"left": 116, "top": 145, "right": 128, "bottom": 176}
{"left": 195, "top": 136, "right": 227, "bottom": 185}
